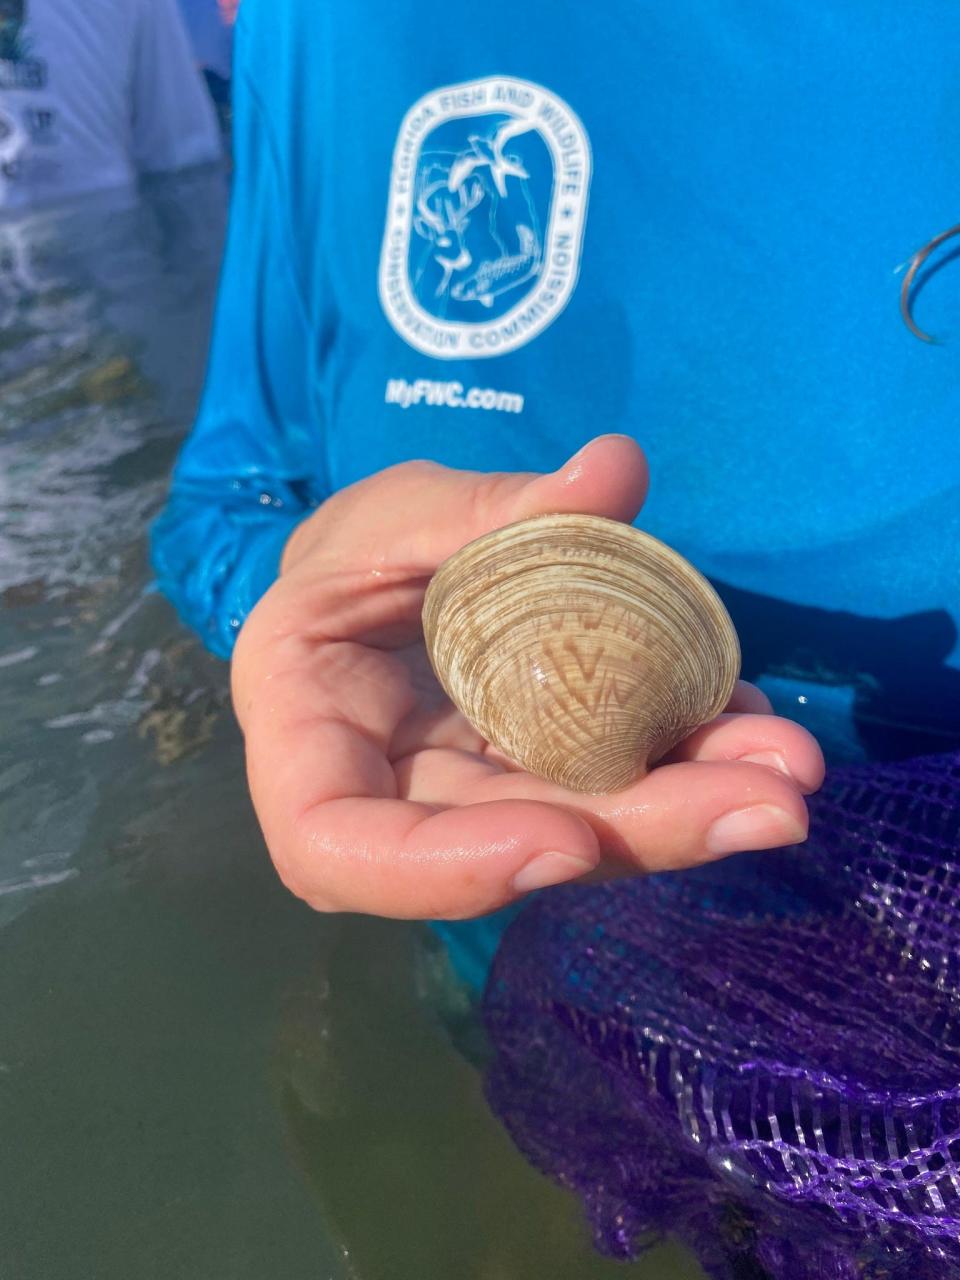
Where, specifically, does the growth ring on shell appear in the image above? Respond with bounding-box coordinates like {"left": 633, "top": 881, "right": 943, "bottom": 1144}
{"left": 422, "top": 514, "right": 741, "bottom": 794}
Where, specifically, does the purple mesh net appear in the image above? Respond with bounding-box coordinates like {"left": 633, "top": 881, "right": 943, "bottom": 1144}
{"left": 483, "top": 751, "right": 960, "bottom": 1279}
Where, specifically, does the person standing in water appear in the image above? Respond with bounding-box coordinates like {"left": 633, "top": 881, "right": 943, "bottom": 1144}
{"left": 0, "top": 0, "right": 222, "bottom": 209}
{"left": 153, "top": 0, "right": 958, "bottom": 985}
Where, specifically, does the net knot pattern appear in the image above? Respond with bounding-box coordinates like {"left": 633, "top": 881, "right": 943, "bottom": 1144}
{"left": 483, "top": 751, "right": 960, "bottom": 1278}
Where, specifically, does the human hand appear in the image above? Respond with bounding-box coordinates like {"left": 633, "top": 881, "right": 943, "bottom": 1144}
{"left": 231, "top": 436, "right": 824, "bottom": 919}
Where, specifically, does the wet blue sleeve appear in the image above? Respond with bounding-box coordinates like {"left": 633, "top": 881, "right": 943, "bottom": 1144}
{"left": 150, "top": 23, "right": 325, "bottom": 659}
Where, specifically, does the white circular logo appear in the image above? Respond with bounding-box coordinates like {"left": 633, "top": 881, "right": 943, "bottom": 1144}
{"left": 379, "top": 76, "right": 591, "bottom": 360}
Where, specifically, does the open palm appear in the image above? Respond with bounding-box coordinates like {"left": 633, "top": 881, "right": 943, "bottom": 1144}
{"left": 232, "top": 437, "right": 823, "bottom": 919}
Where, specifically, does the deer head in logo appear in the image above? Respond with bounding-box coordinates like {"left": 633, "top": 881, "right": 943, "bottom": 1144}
{"left": 414, "top": 174, "right": 487, "bottom": 298}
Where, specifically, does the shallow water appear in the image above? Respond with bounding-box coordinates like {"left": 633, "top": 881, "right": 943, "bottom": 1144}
{"left": 0, "top": 172, "right": 704, "bottom": 1279}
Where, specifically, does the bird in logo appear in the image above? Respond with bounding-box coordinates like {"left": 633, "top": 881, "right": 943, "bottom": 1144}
{"left": 447, "top": 118, "right": 534, "bottom": 199}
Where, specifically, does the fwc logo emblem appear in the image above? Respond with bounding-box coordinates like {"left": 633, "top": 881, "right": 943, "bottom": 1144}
{"left": 379, "top": 77, "right": 591, "bottom": 359}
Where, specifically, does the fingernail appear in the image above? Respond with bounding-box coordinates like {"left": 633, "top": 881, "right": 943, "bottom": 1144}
{"left": 738, "top": 751, "right": 792, "bottom": 777}
{"left": 513, "top": 851, "right": 596, "bottom": 894}
{"left": 561, "top": 440, "right": 597, "bottom": 474}
{"left": 705, "top": 805, "right": 806, "bottom": 857}
{"left": 567, "top": 434, "right": 632, "bottom": 464}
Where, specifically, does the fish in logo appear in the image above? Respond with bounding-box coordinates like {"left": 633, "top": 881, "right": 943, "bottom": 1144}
{"left": 451, "top": 223, "right": 541, "bottom": 309}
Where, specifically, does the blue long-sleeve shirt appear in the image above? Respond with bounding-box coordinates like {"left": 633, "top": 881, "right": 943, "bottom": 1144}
{"left": 152, "top": 0, "right": 960, "bottom": 981}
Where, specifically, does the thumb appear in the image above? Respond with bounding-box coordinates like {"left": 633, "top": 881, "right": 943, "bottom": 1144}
{"left": 498, "top": 433, "right": 649, "bottom": 529}
{"left": 405, "top": 433, "right": 650, "bottom": 570}
{"left": 270, "top": 435, "right": 650, "bottom": 644}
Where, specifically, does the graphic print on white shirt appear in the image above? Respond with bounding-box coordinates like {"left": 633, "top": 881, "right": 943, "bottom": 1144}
{"left": 0, "top": 0, "right": 222, "bottom": 209}
{"left": 379, "top": 77, "right": 591, "bottom": 359}
{"left": 0, "top": 0, "right": 49, "bottom": 179}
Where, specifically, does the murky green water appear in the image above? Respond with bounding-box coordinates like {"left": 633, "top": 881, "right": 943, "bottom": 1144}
{"left": 0, "top": 171, "right": 704, "bottom": 1279}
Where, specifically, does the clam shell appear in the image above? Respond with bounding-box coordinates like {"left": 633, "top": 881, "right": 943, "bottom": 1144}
{"left": 422, "top": 514, "right": 741, "bottom": 794}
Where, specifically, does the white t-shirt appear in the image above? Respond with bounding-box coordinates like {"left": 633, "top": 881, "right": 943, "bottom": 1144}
{"left": 0, "top": 0, "right": 223, "bottom": 210}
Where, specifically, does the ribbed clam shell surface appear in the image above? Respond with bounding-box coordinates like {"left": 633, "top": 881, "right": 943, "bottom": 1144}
{"left": 422, "top": 514, "right": 741, "bottom": 794}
